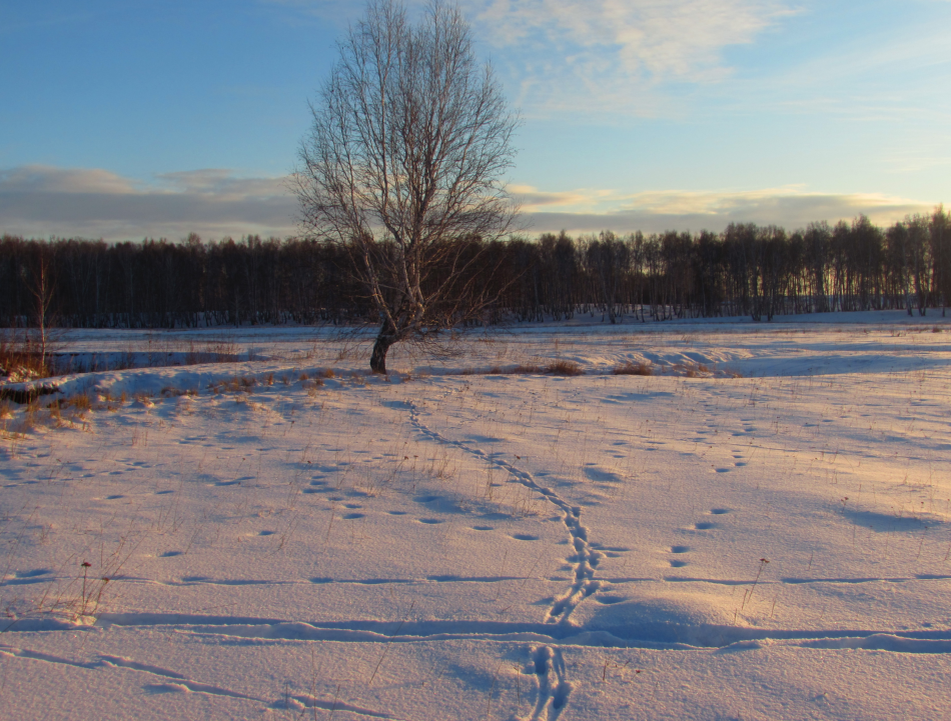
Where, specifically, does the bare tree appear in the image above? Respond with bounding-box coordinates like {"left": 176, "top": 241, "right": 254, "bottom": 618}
{"left": 296, "top": 0, "right": 519, "bottom": 373}
{"left": 29, "top": 250, "right": 56, "bottom": 374}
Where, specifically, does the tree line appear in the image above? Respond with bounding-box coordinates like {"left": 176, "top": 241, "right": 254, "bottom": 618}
{"left": 1, "top": 209, "right": 949, "bottom": 330}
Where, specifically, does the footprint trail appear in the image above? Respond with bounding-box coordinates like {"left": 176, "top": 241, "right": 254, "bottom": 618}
{"left": 529, "top": 645, "right": 572, "bottom": 721}
{"left": 405, "top": 400, "right": 604, "bottom": 625}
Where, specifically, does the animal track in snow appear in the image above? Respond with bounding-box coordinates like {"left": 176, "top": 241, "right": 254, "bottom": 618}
{"left": 405, "top": 400, "right": 603, "bottom": 626}
{"left": 0, "top": 644, "right": 398, "bottom": 718}
{"left": 528, "top": 646, "right": 572, "bottom": 721}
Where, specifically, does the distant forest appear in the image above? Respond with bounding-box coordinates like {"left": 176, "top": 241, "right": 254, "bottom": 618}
{"left": 2, "top": 208, "right": 949, "bottom": 329}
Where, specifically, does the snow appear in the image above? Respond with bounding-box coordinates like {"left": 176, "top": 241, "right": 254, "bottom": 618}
{"left": 2, "top": 311, "right": 951, "bottom": 720}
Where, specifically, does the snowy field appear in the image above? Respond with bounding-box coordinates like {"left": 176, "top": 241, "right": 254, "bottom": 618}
{"left": 3, "top": 311, "right": 951, "bottom": 720}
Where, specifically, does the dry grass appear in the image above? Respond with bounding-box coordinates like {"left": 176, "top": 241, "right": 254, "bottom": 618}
{"left": 160, "top": 387, "right": 198, "bottom": 398}
{"left": 209, "top": 376, "right": 257, "bottom": 394}
{"left": 544, "top": 360, "right": 584, "bottom": 376}
{"left": 63, "top": 392, "right": 93, "bottom": 411}
{"left": 613, "top": 362, "right": 653, "bottom": 376}
{"left": 303, "top": 378, "right": 324, "bottom": 397}
{"left": 487, "top": 361, "right": 586, "bottom": 376}
{"left": 510, "top": 364, "right": 544, "bottom": 374}
{"left": 0, "top": 329, "right": 50, "bottom": 381}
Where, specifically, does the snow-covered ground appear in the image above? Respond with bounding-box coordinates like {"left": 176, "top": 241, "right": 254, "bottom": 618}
{"left": 3, "top": 311, "right": 951, "bottom": 720}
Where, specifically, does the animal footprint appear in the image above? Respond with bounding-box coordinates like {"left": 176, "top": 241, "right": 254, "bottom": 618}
{"left": 591, "top": 543, "right": 630, "bottom": 558}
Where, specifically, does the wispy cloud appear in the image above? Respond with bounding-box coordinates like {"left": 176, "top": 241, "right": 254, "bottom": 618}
{"left": 276, "top": 0, "right": 798, "bottom": 117}
{"left": 0, "top": 165, "right": 298, "bottom": 241}
{"left": 517, "top": 184, "right": 938, "bottom": 234}
{"left": 469, "top": 0, "right": 797, "bottom": 116}
{"left": 508, "top": 184, "right": 612, "bottom": 209}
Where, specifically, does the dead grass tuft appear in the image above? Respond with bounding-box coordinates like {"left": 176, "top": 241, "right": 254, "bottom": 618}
{"left": 545, "top": 360, "right": 584, "bottom": 376}
{"left": 65, "top": 393, "right": 93, "bottom": 411}
{"left": 0, "top": 329, "right": 51, "bottom": 381}
{"left": 614, "top": 362, "right": 653, "bottom": 376}
{"left": 210, "top": 376, "right": 258, "bottom": 394}
{"left": 302, "top": 378, "right": 324, "bottom": 397}
{"left": 510, "top": 364, "right": 543, "bottom": 374}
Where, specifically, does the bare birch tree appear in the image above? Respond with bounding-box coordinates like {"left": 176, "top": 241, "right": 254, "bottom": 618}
{"left": 295, "top": 0, "right": 519, "bottom": 373}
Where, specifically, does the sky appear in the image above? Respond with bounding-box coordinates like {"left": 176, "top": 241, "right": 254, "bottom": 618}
{"left": 1, "top": 0, "right": 949, "bottom": 242}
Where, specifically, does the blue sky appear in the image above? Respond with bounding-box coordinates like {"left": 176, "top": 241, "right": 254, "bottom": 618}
{"left": 2, "top": 0, "right": 949, "bottom": 241}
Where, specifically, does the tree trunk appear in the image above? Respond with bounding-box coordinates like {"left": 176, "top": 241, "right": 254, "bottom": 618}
{"left": 370, "top": 324, "right": 397, "bottom": 374}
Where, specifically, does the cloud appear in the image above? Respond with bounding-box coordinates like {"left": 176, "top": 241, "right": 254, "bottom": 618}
{"left": 0, "top": 165, "right": 299, "bottom": 241}
{"left": 508, "top": 184, "right": 608, "bottom": 209}
{"left": 278, "top": 0, "right": 797, "bottom": 117}
{"left": 1, "top": 166, "right": 938, "bottom": 242}
{"left": 0, "top": 165, "right": 139, "bottom": 195}
{"left": 519, "top": 186, "right": 939, "bottom": 234}
{"left": 468, "top": 0, "right": 797, "bottom": 116}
